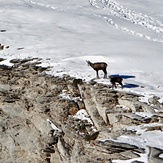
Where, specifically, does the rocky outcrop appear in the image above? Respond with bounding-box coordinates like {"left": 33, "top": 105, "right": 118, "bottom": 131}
{"left": 0, "top": 58, "right": 163, "bottom": 162}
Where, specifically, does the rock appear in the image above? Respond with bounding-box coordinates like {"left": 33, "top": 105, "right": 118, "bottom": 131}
{"left": 0, "top": 58, "right": 5, "bottom": 62}
{"left": 148, "top": 147, "right": 163, "bottom": 163}
{"left": 148, "top": 95, "right": 161, "bottom": 106}
{"left": 0, "top": 58, "right": 163, "bottom": 162}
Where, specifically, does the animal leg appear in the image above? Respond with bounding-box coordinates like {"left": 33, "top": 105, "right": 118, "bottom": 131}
{"left": 120, "top": 82, "right": 123, "bottom": 89}
{"left": 96, "top": 70, "right": 100, "bottom": 79}
{"left": 111, "top": 82, "right": 116, "bottom": 89}
{"left": 103, "top": 69, "right": 107, "bottom": 78}
{"left": 112, "top": 84, "right": 116, "bottom": 89}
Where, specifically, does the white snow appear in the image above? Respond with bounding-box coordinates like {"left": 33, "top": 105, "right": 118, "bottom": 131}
{"left": 59, "top": 89, "right": 82, "bottom": 102}
{"left": 73, "top": 109, "right": 93, "bottom": 125}
{"left": 135, "top": 112, "right": 153, "bottom": 119}
{"left": 47, "top": 119, "right": 62, "bottom": 132}
{"left": 0, "top": 0, "right": 163, "bottom": 162}
{"left": 115, "top": 131, "right": 163, "bottom": 163}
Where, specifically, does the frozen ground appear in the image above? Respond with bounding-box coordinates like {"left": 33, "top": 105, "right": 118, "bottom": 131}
{"left": 0, "top": 0, "right": 163, "bottom": 162}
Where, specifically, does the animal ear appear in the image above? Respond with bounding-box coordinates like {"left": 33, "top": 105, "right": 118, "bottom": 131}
{"left": 86, "top": 60, "right": 90, "bottom": 66}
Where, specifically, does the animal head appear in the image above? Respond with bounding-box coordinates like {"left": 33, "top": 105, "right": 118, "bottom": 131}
{"left": 86, "top": 60, "right": 91, "bottom": 66}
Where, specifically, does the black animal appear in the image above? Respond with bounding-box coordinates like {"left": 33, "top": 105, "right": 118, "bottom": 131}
{"left": 86, "top": 60, "right": 107, "bottom": 78}
{"left": 110, "top": 76, "right": 123, "bottom": 88}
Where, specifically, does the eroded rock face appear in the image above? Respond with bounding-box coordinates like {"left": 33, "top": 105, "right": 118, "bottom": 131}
{"left": 0, "top": 58, "right": 163, "bottom": 163}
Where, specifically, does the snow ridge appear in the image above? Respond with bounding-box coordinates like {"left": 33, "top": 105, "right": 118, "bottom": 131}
{"left": 24, "top": 0, "right": 65, "bottom": 12}
{"left": 25, "top": 0, "right": 163, "bottom": 42}
{"left": 90, "top": 0, "right": 163, "bottom": 42}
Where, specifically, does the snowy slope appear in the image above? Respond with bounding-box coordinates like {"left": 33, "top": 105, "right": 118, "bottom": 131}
{"left": 0, "top": 1, "right": 163, "bottom": 162}
{"left": 1, "top": 0, "right": 162, "bottom": 100}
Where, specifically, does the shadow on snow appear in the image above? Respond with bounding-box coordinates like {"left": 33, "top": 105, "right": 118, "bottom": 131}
{"left": 110, "top": 74, "right": 139, "bottom": 88}
{"left": 110, "top": 74, "right": 135, "bottom": 79}
{"left": 123, "top": 83, "right": 139, "bottom": 88}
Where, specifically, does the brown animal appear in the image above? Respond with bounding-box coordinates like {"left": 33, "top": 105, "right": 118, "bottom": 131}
{"left": 110, "top": 76, "right": 123, "bottom": 88}
{"left": 86, "top": 60, "right": 107, "bottom": 78}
